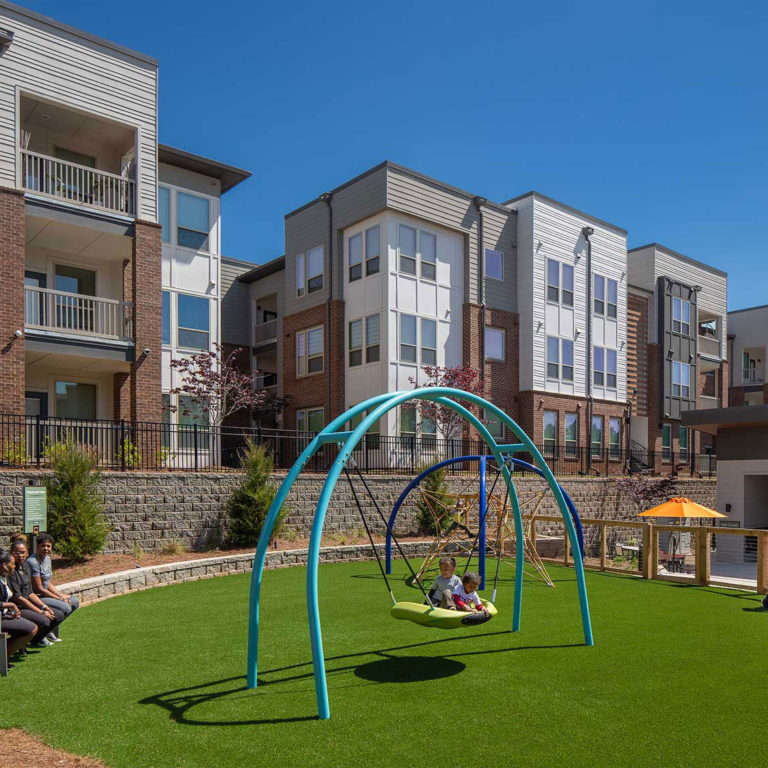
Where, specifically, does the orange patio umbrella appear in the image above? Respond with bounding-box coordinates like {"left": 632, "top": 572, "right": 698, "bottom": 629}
{"left": 637, "top": 497, "right": 726, "bottom": 518}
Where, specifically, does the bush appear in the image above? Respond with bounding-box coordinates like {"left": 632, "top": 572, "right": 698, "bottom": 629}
{"left": 43, "top": 441, "right": 109, "bottom": 562}
{"left": 226, "top": 441, "right": 285, "bottom": 546}
{"left": 415, "top": 464, "right": 454, "bottom": 536}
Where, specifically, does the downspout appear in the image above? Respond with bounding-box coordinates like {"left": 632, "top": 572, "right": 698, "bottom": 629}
{"left": 320, "top": 192, "right": 333, "bottom": 421}
{"left": 473, "top": 196, "right": 487, "bottom": 382}
{"left": 582, "top": 226, "right": 595, "bottom": 473}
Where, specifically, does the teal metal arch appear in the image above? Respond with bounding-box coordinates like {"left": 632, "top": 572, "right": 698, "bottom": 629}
{"left": 247, "top": 388, "right": 593, "bottom": 720}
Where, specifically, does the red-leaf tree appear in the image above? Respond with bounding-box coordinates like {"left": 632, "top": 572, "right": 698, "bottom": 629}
{"left": 169, "top": 344, "right": 268, "bottom": 428}
{"left": 407, "top": 365, "right": 485, "bottom": 442}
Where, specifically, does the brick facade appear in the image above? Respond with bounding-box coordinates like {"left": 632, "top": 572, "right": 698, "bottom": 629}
{"left": 0, "top": 186, "right": 26, "bottom": 417}
{"left": 327, "top": 298, "right": 345, "bottom": 422}
{"left": 627, "top": 292, "right": 649, "bottom": 417}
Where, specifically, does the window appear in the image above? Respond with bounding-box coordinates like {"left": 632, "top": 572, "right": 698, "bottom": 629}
{"left": 672, "top": 361, "right": 691, "bottom": 398}
{"left": 399, "top": 225, "right": 416, "bottom": 275}
{"left": 483, "top": 408, "right": 503, "bottom": 439}
{"left": 679, "top": 427, "right": 689, "bottom": 460}
{"left": 547, "top": 259, "right": 560, "bottom": 303}
{"left": 607, "top": 348, "right": 617, "bottom": 389}
{"left": 159, "top": 187, "right": 170, "bottom": 244}
{"left": 347, "top": 407, "right": 381, "bottom": 449}
{"left": 699, "top": 318, "right": 717, "bottom": 338}
{"left": 609, "top": 417, "right": 621, "bottom": 459}
{"left": 365, "top": 226, "right": 380, "bottom": 276}
{"left": 349, "top": 233, "right": 363, "bottom": 282}
{"left": 662, "top": 423, "right": 672, "bottom": 461}
{"left": 672, "top": 297, "right": 691, "bottom": 336}
{"left": 421, "top": 416, "right": 437, "bottom": 448}
{"left": 565, "top": 412, "right": 578, "bottom": 458}
{"left": 162, "top": 291, "right": 171, "bottom": 345}
{"left": 366, "top": 314, "right": 380, "bottom": 363}
{"left": 485, "top": 249, "right": 503, "bottom": 281}
{"left": 547, "top": 260, "right": 574, "bottom": 306}
{"left": 543, "top": 411, "right": 558, "bottom": 458}
{"left": 298, "top": 408, "right": 324, "bottom": 433}
{"left": 177, "top": 294, "right": 210, "bottom": 350}
{"left": 55, "top": 264, "right": 95, "bottom": 296}
{"left": 161, "top": 393, "right": 172, "bottom": 449}
{"left": 348, "top": 319, "right": 362, "bottom": 366}
{"left": 594, "top": 347, "right": 616, "bottom": 388}
{"left": 593, "top": 274, "right": 605, "bottom": 315}
{"left": 548, "top": 337, "right": 573, "bottom": 381}
{"left": 400, "top": 407, "right": 417, "bottom": 435}
{"left": 607, "top": 278, "right": 618, "bottom": 319}
{"left": 177, "top": 192, "right": 210, "bottom": 251}
{"left": 591, "top": 416, "right": 604, "bottom": 457}
{"left": 297, "top": 326, "right": 324, "bottom": 375}
{"left": 54, "top": 146, "right": 96, "bottom": 168}
{"left": 485, "top": 327, "right": 505, "bottom": 361}
{"left": 297, "top": 246, "right": 324, "bottom": 296}
{"left": 421, "top": 318, "right": 437, "bottom": 365}
{"left": 400, "top": 314, "right": 417, "bottom": 362}
{"left": 55, "top": 381, "right": 97, "bottom": 419}
{"left": 178, "top": 394, "right": 209, "bottom": 448}
{"left": 420, "top": 232, "right": 436, "bottom": 281}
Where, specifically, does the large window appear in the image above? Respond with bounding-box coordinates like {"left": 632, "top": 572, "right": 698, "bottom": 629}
{"left": 400, "top": 314, "right": 417, "bottom": 362}
{"left": 679, "top": 426, "right": 689, "bottom": 460}
{"left": 420, "top": 232, "right": 436, "bottom": 281}
{"left": 159, "top": 186, "right": 170, "bottom": 244}
{"left": 547, "top": 260, "right": 574, "bottom": 306}
{"left": 399, "top": 225, "right": 417, "bottom": 275}
{"left": 348, "top": 319, "right": 363, "bottom": 367}
{"left": 485, "top": 249, "right": 503, "bottom": 281}
{"left": 485, "top": 327, "right": 505, "bottom": 361}
{"left": 593, "top": 275, "right": 617, "bottom": 317}
{"left": 543, "top": 410, "right": 558, "bottom": 457}
{"left": 594, "top": 347, "right": 617, "bottom": 389}
{"left": 178, "top": 394, "right": 209, "bottom": 448}
{"left": 565, "top": 412, "right": 578, "bottom": 458}
{"left": 662, "top": 423, "right": 672, "bottom": 461}
{"left": 298, "top": 408, "right": 324, "bottom": 433}
{"left": 672, "top": 297, "right": 691, "bottom": 336}
{"left": 607, "top": 278, "right": 618, "bottom": 319}
{"left": 365, "top": 226, "right": 380, "bottom": 276}
{"left": 177, "top": 293, "right": 210, "bottom": 350}
{"left": 400, "top": 407, "right": 417, "bottom": 435}
{"left": 297, "top": 326, "right": 324, "bottom": 376}
{"left": 297, "top": 246, "right": 324, "bottom": 297}
{"left": 348, "top": 314, "right": 380, "bottom": 367}
{"left": 55, "top": 381, "right": 96, "bottom": 419}
{"left": 547, "top": 337, "right": 574, "bottom": 381}
{"left": 366, "top": 314, "right": 380, "bottom": 363}
{"left": 162, "top": 291, "right": 171, "bottom": 345}
{"left": 591, "top": 415, "right": 604, "bottom": 457}
{"left": 399, "top": 224, "right": 437, "bottom": 279}
{"left": 421, "top": 318, "right": 437, "bottom": 365}
{"left": 348, "top": 226, "right": 381, "bottom": 282}
{"left": 672, "top": 361, "right": 691, "bottom": 398}
{"left": 349, "top": 233, "right": 363, "bottom": 282}
{"left": 609, "top": 417, "right": 621, "bottom": 459}
{"left": 177, "top": 192, "right": 210, "bottom": 251}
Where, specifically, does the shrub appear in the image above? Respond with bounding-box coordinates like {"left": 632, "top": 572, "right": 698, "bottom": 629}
{"left": 43, "top": 441, "right": 109, "bottom": 562}
{"left": 226, "top": 441, "right": 285, "bottom": 546}
{"left": 415, "top": 464, "right": 454, "bottom": 536}
{"left": 118, "top": 439, "right": 141, "bottom": 469}
{"left": 3, "top": 438, "right": 26, "bottom": 465}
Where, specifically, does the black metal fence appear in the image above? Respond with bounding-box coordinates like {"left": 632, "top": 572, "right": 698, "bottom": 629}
{"left": 0, "top": 414, "right": 717, "bottom": 477}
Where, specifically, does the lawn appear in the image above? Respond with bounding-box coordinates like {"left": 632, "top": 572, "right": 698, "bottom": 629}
{"left": 2, "top": 560, "right": 765, "bottom": 768}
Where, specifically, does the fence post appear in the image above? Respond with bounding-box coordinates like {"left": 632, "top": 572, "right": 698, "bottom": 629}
{"left": 119, "top": 419, "right": 126, "bottom": 472}
{"left": 194, "top": 424, "right": 199, "bottom": 472}
{"left": 695, "top": 526, "right": 711, "bottom": 586}
{"left": 641, "top": 522, "right": 653, "bottom": 580}
{"left": 36, "top": 414, "right": 41, "bottom": 467}
{"left": 599, "top": 521, "right": 607, "bottom": 571}
{"left": 650, "top": 526, "right": 659, "bottom": 579}
{"left": 757, "top": 532, "right": 768, "bottom": 596}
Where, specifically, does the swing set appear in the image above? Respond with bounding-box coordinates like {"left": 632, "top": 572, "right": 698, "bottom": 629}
{"left": 247, "top": 388, "right": 593, "bottom": 720}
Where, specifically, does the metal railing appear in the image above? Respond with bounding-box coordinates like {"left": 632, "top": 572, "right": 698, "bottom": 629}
{"left": 743, "top": 369, "right": 765, "bottom": 385}
{"left": 254, "top": 319, "right": 278, "bottom": 345}
{"left": 698, "top": 334, "right": 721, "bottom": 358}
{"left": 25, "top": 286, "right": 133, "bottom": 341}
{"left": 698, "top": 395, "right": 721, "bottom": 410}
{"left": 21, "top": 149, "right": 136, "bottom": 216}
{"left": 0, "top": 416, "right": 718, "bottom": 476}
{"left": 253, "top": 373, "right": 277, "bottom": 391}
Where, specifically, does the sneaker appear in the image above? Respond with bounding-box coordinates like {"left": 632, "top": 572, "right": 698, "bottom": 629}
{"left": 45, "top": 633, "right": 62, "bottom": 643}
{"left": 33, "top": 638, "right": 52, "bottom": 647}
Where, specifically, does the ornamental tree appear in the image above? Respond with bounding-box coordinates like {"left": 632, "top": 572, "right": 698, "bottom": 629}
{"left": 407, "top": 365, "right": 484, "bottom": 442}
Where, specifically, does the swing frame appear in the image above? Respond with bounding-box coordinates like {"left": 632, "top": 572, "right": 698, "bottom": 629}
{"left": 246, "top": 388, "right": 593, "bottom": 720}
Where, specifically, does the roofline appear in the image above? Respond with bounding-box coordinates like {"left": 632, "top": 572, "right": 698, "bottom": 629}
{"left": 158, "top": 144, "right": 251, "bottom": 193}
{"left": 0, "top": 1, "right": 158, "bottom": 66}
{"left": 728, "top": 303, "right": 768, "bottom": 315}
{"left": 627, "top": 243, "right": 727, "bottom": 279}
{"left": 284, "top": 160, "right": 514, "bottom": 220}
{"left": 221, "top": 255, "right": 258, "bottom": 269}
{"left": 239, "top": 255, "right": 285, "bottom": 283}
{"left": 502, "top": 190, "right": 628, "bottom": 236}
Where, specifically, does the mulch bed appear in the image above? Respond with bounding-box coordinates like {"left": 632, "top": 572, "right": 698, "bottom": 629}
{"left": 1, "top": 729, "right": 107, "bottom": 767}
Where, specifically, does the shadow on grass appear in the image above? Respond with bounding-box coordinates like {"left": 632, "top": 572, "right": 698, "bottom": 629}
{"left": 139, "top": 631, "right": 583, "bottom": 727}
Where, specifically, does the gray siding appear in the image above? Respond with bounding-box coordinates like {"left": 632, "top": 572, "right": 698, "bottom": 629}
{"left": 483, "top": 205, "right": 517, "bottom": 313}
{"left": 284, "top": 202, "right": 330, "bottom": 318}
{"left": 220, "top": 259, "right": 254, "bottom": 346}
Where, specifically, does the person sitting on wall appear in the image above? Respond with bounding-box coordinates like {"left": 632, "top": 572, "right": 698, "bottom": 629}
{"left": 26, "top": 534, "right": 79, "bottom": 639}
{"left": 0, "top": 549, "right": 38, "bottom": 664}
{"left": 10, "top": 539, "right": 64, "bottom": 647}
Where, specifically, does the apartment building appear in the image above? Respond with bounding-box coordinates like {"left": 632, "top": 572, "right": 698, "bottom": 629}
{"left": 626, "top": 244, "right": 728, "bottom": 470}
{"left": 230, "top": 161, "right": 630, "bottom": 465}
{"left": 728, "top": 304, "right": 768, "bottom": 407}
{"left": 0, "top": 3, "right": 249, "bottom": 439}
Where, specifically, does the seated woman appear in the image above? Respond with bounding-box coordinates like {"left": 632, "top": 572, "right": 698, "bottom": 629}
{"left": 26, "top": 534, "right": 79, "bottom": 639}
{"left": 1, "top": 549, "right": 38, "bottom": 663}
{"left": 10, "top": 539, "right": 64, "bottom": 647}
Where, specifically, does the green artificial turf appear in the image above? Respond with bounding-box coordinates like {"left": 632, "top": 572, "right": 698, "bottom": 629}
{"left": 1, "top": 561, "right": 765, "bottom": 767}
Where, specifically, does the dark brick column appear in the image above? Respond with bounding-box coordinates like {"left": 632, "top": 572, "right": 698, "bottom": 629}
{"left": 328, "top": 299, "right": 346, "bottom": 422}
{"left": 0, "top": 186, "right": 26, "bottom": 416}
{"left": 129, "top": 220, "right": 162, "bottom": 423}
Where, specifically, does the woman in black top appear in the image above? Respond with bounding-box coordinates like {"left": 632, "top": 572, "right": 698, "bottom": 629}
{"left": 10, "top": 540, "right": 64, "bottom": 646}
{"left": 0, "top": 549, "right": 38, "bottom": 660}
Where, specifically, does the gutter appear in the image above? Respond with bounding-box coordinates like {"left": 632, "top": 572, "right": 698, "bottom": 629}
{"left": 583, "top": 226, "right": 594, "bottom": 473}
{"left": 473, "top": 196, "right": 487, "bottom": 382}
{"left": 320, "top": 192, "right": 334, "bottom": 421}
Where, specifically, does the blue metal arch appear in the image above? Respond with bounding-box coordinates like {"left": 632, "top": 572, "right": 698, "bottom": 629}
{"left": 384, "top": 455, "right": 585, "bottom": 578}
{"left": 246, "top": 388, "right": 593, "bottom": 720}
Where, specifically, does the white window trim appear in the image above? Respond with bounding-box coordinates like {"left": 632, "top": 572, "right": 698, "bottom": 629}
{"left": 398, "top": 313, "right": 418, "bottom": 364}
{"left": 398, "top": 223, "right": 439, "bottom": 281}
{"left": 298, "top": 407, "right": 325, "bottom": 433}
{"left": 176, "top": 291, "right": 212, "bottom": 353}
{"left": 485, "top": 249, "right": 504, "bottom": 281}
{"left": 546, "top": 259, "right": 574, "bottom": 307}
{"left": 485, "top": 326, "right": 505, "bottom": 362}
{"left": 296, "top": 245, "right": 325, "bottom": 298}
{"left": 158, "top": 184, "right": 217, "bottom": 255}
{"left": 347, "top": 313, "right": 381, "bottom": 368}
{"left": 296, "top": 325, "right": 324, "bottom": 377}
{"left": 546, "top": 336, "right": 574, "bottom": 382}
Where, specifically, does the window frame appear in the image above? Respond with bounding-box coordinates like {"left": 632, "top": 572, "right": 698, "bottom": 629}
{"left": 421, "top": 317, "right": 437, "bottom": 366}
{"left": 608, "top": 416, "right": 621, "bottom": 459}
{"left": 679, "top": 426, "right": 690, "bottom": 460}
{"left": 348, "top": 233, "right": 363, "bottom": 283}
{"left": 672, "top": 361, "right": 691, "bottom": 398}
{"left": 399, "top": 314, "right": 418, "bottom": 363}
{"left": 565, "top": 412, "right": 578, "bottom": 458}
{"left": 672, "top": 297, "right": 691, "bottom": 336}
{"left": 593, "top": 274, "right": 605, "bottom": 316}
{"left": 547, "top": 259, "right": 574, "bottom": 307}
{"left": 365, "top": 314, "right": 380, "bottom": 363}
{"left": 547, "top": 336, "right": 574, "bottom": 381}
{"left": 176, "top": 292, "right": 210, "bottom": 351}
{"left": 348, "top": 318, "right": 363, "bottom": 367}
{"left": 485, "top": 326, "right": 505, "bottom": 362}
{"left": 543, "top": 410, "right": 558, "bottom": 458}
{"left": 296, "top": 245, "right": 325, "bottom": 297}
{"left": 419, "top": 230, "right": 437, "bottom": 282}
{"left": 162, "top": 290, "right": 171, "bottom": 346}
{"left": 483, "top": 407, "right": 504, "bottom": 439}
{"left": 296, "top": 325, "right": 324, "bottom": 377}
{"left": 398, "top": 224, "right": 417, "bottom": 276}
{"left": 662, "top": 423, "right": 672, "bottom": 462}
{"left": 176, "top": 191, "right": 211, "bottom": 253}
{"left": 485, "top": 249, "right": 504, "bottom": 281}
{"left": 298, "top": 407, "right": 324, "bottom": 433}
{"left": 606, "top": 278, "right": 618, "bottom": 319}
{"left": 591, "top": 415, "right": 604, "bottom": 458}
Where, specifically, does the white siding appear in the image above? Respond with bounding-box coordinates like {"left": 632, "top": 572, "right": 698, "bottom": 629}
{"left": 0, "top": 6, "right": 158, "bottom": 220}
{"left": 729, "top": 306, "right": 768, "bottom": 387}
{"left": 514, "top": 198, "right": 535, "bottom": 391}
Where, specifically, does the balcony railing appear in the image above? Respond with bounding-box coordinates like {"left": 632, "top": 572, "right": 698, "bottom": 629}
{"left": 254, "top": 372, "right": 277, "bottom": 391}
{"left": 21, "top": 149, "right": 136, "bottom": 217}
{"left": 254, "top": 319, "right": 278, "bottom": 345}
{"left": 743, "top": 370, "right": 765, "bottom": 385}
{"left": 698, "top": 395, "right": 721, "bottom": 410}
{"left": 698, "top": 334, "right": 721, "bottom": 358}
{"left": 25, "top": 286, "right": 133, "bottom": 341}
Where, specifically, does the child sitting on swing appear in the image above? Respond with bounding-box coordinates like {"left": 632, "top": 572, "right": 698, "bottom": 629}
{"left": 452, "top": 572, "right": 489, "bottom": 616}
{"left": 427, "top": 557, "right": 461, "bottom": 609}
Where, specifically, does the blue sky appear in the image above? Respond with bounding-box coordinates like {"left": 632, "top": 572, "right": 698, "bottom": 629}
{"left": 23, "top": 0, "right": 768, "bottom": 309}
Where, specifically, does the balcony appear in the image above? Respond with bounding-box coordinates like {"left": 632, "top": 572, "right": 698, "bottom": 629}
{"left": 743, "top": 369, "right": 765, "bottom": 386}
{"left": 254, "top": 372, "right": 277, "bottom": 393}
{"left": 698, "top": 395, "right": 721, "bottom": 410}
{"left": 21, "top": 149, "right": 135, "bottom": 217}
{"left": 254, "top": 319, "right": 278, "bottom": 346}
{"left": 698, "top": 333, "right": 721, "bottom": 359}
{"left": 25, "top": 286, "right": 133, "bottom": 342}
